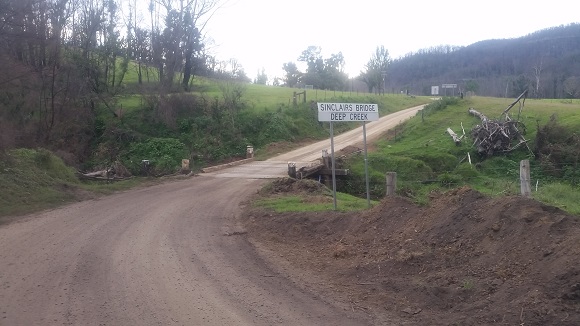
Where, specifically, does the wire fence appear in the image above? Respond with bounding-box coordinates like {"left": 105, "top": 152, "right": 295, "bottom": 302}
{"left": 329, "top": 161, "right": 579, "bottom": 200}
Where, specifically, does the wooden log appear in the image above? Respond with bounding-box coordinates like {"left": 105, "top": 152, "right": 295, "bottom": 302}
{"left": 320, "top": 168, "right": 349, "bottom": 176}
{"left": 297, "top": 164, "right": 323, "bottom": 179}
{"left": 468, "top": 108, "right": 489, "bottom": 122}
{"left": 502, "top": 89, "right": 528, "bottom": 118}
{"left": 447, "top": 127, "right": 461, "bottom": 145}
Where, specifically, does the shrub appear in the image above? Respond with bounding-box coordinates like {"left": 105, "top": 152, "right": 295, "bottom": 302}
{"left": 122, "top": 138, "right": 187, "bottom": 175}
{"left": 437, "top": 173, "right": 462, "bottom": 187}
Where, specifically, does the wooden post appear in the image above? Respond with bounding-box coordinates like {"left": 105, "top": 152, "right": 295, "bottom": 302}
{"left": 288, "top": 162, "right": 296, "bottom": 178}
{"left": 293, "top": 92, "right": 297, "bottom": 107}
{"left": 386, "top": 172, "right": 397, "bottom": 196}
{"left": 520, "top": 160, "right": 531, "bottom": 197}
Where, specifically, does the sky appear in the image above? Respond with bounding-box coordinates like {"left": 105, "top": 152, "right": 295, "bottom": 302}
{"left": 203, "top": 0, "right": 579, "bottom": 81}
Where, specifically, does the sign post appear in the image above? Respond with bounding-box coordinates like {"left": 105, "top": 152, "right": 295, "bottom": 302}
{"left": 329, "top": 121, "right": 337, "bottom": 210}
{"left": 362, "top": 121, "right": 370, "bottom": 208}
{"left": 317, "top": 103, "right": 379, "bottom": 210}
{"left": 442, "top": 83, "right": 457, "bottom": 96}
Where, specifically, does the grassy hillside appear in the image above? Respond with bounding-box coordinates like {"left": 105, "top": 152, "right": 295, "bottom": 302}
{"left": 103, "top": 78, "right": 429, "bottom": 175}
{"left": 0, "top": 149, "right": 145, "bottom": 218}
{"left": 339, "top": 96, "right": 580, "bottom": 215}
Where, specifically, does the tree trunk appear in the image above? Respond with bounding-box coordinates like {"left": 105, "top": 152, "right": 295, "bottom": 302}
{"left": 182, "top": 50, "right": 193, "bottom": 90}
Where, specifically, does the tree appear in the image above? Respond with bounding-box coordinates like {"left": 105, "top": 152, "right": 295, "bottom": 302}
{"left": 254, "top": 68, "right": 268, "bottom": 85}
{"left": 282, "top": 62, "right": 300, "bottom": 87}
{"left": 532, "top": 57, "right": 544, "bottom": 98}
{"left": 298, "top": 46, "right": 323, "bottom": 73}
{"left": 295, "top": 46, "right": 348, "bottom": 90}
{"left": 297, "top": 45, "right": 324, "bottom": 88}
{"left": 466, "top": 80, "right": 479, "bottom": 93}
{"left": 511, "top": 75, "right": 531, "bottom": 97}
{"left": 132, "top": 27, "right": 151, "bottom": 84}
{"left": 360, "top": 45, "right": 391, "bottom": 93}
{"left": 323, "top": 52, "right": 348, "bottom": 90}
{"left": 151, "top": 0, "right": 218, "bottom": 89}
{"left": 563, "top": 76, "right": 580, "bottom": 98}
{"left": 181, "top": 15, "right": 203, "bottom": 90}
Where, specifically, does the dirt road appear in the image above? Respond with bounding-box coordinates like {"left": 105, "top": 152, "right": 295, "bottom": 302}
{"left": 1, "top": 177, "right": 374, "bottom": 325}
{"left": 205, "top": 104, "right": 426, "bottom": 179}
{"left": 271, "top": 105, "right": 425, "bottom": 163}
{"left": 0, "top": 106, "right": 425, "bottom": 325}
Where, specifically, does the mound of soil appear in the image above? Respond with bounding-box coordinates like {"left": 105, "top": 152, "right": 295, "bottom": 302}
{"left": 261, "top": 177, "right": 330, "bottom": 196}
{"left": 242, "top": 184, "right": 580, "bottom": 325}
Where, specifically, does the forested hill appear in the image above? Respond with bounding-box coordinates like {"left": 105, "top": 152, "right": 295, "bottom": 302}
{"left": 386, "top": 23, "right": 580, "bottom": 98}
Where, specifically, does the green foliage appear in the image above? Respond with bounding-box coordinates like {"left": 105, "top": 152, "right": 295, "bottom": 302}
{"left": 534, "top": 115, "right": 580, "bottom": 185}
{"left": 462, "top": 279, "right": 474, "bottom": 290}
{"left": 408, "top": 152, "right": 459, "bottom": 173}
{"left": 454, "top": 163, "right": 480, "bottom": 181}
{"left": 437, "top": 173, "right": 462, "bottom": 188}
{"left": 419, "top": 96, "right": 459, "bottom": 118}
{"left": 294, "top": 46, "right": 348, "bottom": 90}
{"left": 360, "top": 45, "right": 391, "bottom": 93}
{"left": 0, "top": 149, "right": 78, "bottom": 216}
{"left": 122, "top": 138, "right": 187, "bottom": 175}
{"left": 465, "top": 80, "right": 479, "bottom": 93}
{"left": 533, "top": 182, "right": 580, "bottom": 215}
{"left": 255, "top": 192, "right": 375, "bottom": 212}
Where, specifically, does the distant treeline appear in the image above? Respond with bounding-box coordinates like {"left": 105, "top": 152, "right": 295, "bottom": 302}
{"left": 385, "top": 24, "right": 580, "bottom": 98}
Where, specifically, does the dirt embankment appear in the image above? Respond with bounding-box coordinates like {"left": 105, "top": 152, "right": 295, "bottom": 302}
{"left": 242, "top": 181, "right": 580, "bottom": 325}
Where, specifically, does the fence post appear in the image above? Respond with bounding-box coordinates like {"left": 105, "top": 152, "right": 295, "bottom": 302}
{"left": 288, "top": 162, "right": 296, "bottom": 179}
{"left": 386, "top": 172, "right": 397, "bottom": 196}
{"left": 520, "top": 160, "right": 531, "bottom": 197}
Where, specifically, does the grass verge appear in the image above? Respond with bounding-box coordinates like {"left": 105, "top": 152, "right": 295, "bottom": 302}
{"left": 0, "top": 149, "right": 153, "bottom": 219}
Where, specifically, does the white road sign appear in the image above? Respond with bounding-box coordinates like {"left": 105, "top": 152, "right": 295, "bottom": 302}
{"left": 317, "top": 103, "right": 379, "bottom": 122}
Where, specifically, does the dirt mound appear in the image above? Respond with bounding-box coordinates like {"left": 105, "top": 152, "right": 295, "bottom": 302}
{"left": 242, "top": 186, "right": 580, "bottom": 325}
{"left": 261, "top": 177, "right": 330, "bottom": 196}
{"left": 337, "top": 145, "right": 362, "bottom": 157}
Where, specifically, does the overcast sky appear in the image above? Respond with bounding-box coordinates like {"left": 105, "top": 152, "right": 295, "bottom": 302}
{"left": 203, "top": 0, "right": 579, "bottom": 81}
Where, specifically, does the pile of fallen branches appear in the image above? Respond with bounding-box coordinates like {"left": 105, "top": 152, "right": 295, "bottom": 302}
{"left": 469, "top": 90, "right": 532, "bottom": 157}
{"left": 77, "top": 161, "right": 132, "bottom": 181}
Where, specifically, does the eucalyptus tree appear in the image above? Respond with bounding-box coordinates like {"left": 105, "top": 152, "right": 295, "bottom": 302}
{"left": 151, "top": 0, "right": 219, "bottom": 89}
{"left": 360, "top": 45, "right": 391, "bottom": 93}
{"left": 323, "top": 52, "right": 348, "bottom": 90}
{"left": 295, "top": 46, "right": 347, "bottom": 90}
{"left": 254, "top": 68, "right": 268, "bottom": 85}
{"left": 297, "top": 46, "right": 323, "bottom": 87}
{"left": 0, "top": 0, "right": 106, "bottom": 152}
{"left": 282, "top": 62, "right": 300, "bottom": 87}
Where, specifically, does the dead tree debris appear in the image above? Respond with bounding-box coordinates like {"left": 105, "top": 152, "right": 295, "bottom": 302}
{"left": 77, "top": 161, "right": 132, "bottom": 181}
{"left": 447, "top": 127, "right": 462, "bottom": 145}
{"left": 469, "top": 90, "right": 532, "bottom": 157}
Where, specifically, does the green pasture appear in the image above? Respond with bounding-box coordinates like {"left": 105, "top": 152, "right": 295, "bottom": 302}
{"left": 341, "top": 95, "right": 580, "bottom": 215}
